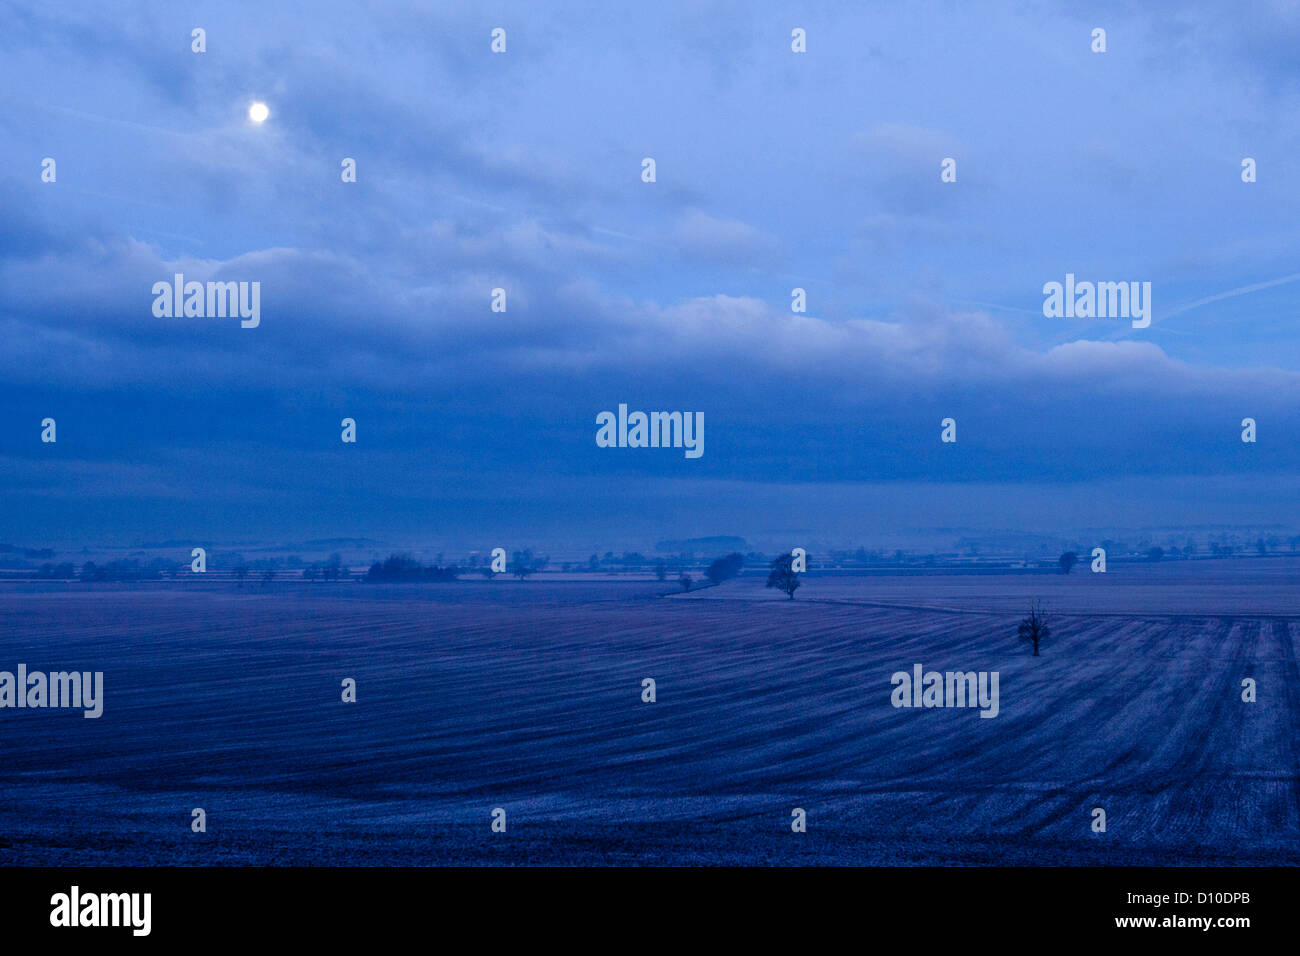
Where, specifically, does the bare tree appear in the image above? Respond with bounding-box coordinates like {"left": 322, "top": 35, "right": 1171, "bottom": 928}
{"left": 1018, "top": 600, "right": 1051, "bottom": 657}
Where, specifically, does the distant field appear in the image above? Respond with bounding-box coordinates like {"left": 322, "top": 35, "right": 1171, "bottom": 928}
{"left": 681, "top": 558, "right": 1300, "bottom": 616}
{"left": 1, "top": 562, "right": 1297, "bottom": 865}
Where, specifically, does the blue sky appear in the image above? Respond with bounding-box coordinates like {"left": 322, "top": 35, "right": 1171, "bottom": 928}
{"left": 3, "top": 0, "right": 1300, "bottom": 551}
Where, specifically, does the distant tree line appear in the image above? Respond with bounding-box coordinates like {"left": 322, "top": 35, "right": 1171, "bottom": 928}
{"left": 666, "top": 551, "right": 801, "bottom": 595}
{"left": 303, "top": 553, "right": 350, "bottom": 582}
{"left": 364, "top": 554, "right": 459, "bottom": 582}
{"left": 79, "top": 560, "right": 163, "bottom": 582}
{"left": 705, "top": 552, "right": 745, "bottom": 585}
{"left": 669, "top": 552, "right": 749, "bottom": 593}
{"left": 480, "top": 549, "right": 547, "bottom": 580}
{"left": 34, "top": 562, "right": 77, "bottom": 579}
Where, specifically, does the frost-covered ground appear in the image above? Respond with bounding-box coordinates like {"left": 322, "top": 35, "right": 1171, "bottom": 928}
{"left": 1, "top": 563, "right": 1296, "bottom": 865}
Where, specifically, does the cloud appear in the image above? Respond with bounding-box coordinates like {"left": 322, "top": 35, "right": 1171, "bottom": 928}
{"left": 852, "top": 123, "right": 960, "bottom": 164}
{"left": 4, "top": 0, "right": 1300, "bottom": 545}
{"left": 673, "top": 211, "right": 784, "bottom": 268}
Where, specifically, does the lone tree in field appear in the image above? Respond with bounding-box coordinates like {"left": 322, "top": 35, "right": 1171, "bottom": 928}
{"left": 1058, "top": 551, "right": 1078, "bottom": 574}
{"left": 678, "top": 573, "right": 692, "bottom": 592}
{"left": 1018, "top": 600, "right": 1051, "bottom": 657}
{"left": 766, "top": 552, "right": 801, "bottom": 599}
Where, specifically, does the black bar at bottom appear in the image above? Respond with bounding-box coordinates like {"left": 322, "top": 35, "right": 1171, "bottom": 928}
{"left": 0, "top": 866, "right": 1284, "bottom": 942}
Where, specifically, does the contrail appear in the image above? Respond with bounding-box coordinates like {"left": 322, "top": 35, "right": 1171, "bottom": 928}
{"left": 963, "top": 272, "right": 1300, "bottom": 345}
{"left": 1090, "top": 270, "right": 1300, "bottom": 342}
{"left": 953, "top": 299, "right": 1042, "bottom": 316}
{"left": 1159, "top": 271, "right": 1300, "bottom": 320}
{"left": 3, "top": 96, "right": 190, "bottom": 138}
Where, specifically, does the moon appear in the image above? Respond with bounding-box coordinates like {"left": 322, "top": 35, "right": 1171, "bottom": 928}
{"left": 248, "top": 102, "right": 269, "bottom": 123}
